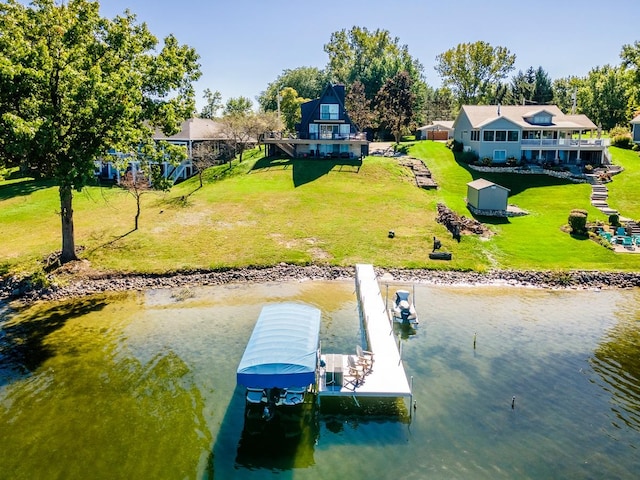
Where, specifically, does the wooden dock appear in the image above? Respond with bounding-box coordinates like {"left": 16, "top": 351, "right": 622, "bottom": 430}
{"left": 318, "top": 264, "right": 412, "bottom": 399}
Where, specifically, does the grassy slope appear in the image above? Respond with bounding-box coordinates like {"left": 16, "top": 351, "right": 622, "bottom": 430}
{"left": 2, "top": 144, "right": 640, "bottom": 275}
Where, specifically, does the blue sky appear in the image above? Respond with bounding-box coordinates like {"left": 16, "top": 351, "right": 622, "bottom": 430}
{"left": 97, "top": 0, "right": 640, "bottom": 110}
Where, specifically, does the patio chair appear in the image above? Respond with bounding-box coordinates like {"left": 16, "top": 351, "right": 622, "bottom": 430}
{"left": 616, "top": 227, "right": 626, "bottom": 236}
{"left": 345, "top": 355, "right": 365, "bottom": 389}
{"left": 356, "top": 344, "right": 374, "bottom": 372}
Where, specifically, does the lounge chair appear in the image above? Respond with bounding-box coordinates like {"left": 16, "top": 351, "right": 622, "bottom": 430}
{"left": 622, "top": 236, "right": 635, "bottom": 249}
{"left": 355, "top": 344, "right": 374, "bottom": 372}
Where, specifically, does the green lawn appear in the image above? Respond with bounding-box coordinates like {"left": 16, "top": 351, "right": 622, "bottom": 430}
{"left": 2, "top": 143, "right": 640, "bottom": 277}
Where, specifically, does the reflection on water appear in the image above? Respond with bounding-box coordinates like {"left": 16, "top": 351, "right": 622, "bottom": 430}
{"left": 590, "top": 290, "right": 640, "bottom": 433}
{"left": 1, "top": 282, "right": 640, "bottom": 479}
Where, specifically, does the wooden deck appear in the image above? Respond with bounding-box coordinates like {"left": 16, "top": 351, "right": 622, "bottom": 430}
{"left": 318, "top": 264, "right": 412, "bottom": 399}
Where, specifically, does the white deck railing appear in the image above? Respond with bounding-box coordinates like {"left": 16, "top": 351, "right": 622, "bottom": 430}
{"left": 521, "top": 138, "right": 609, "bottom": 147}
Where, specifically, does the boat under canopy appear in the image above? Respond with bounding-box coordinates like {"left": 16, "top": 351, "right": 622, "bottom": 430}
{"left": 237, "top": 303, "right": 321, "bottom": 389}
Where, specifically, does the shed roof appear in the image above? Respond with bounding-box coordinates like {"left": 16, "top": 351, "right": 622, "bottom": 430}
{"left": 467, "top": 178, "right": 510, "bottom": 192}
{"left": 236, "top": 303, "right": 321, "bottom": 389}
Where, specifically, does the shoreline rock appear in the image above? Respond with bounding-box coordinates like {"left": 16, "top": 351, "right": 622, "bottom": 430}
{"left": 2, "top": 263, "right": 640, "bottom": 304}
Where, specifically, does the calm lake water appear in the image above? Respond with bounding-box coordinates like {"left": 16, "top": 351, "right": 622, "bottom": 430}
{"left": 1, "top": 281, "right": 639, "bottom": 479}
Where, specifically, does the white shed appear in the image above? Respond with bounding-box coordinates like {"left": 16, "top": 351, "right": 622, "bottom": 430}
{"left": 467, "top": 178, "right": 510, "bottom": 213}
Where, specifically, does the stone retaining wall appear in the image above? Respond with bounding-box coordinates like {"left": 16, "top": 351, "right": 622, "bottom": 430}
{"left": 468, "top": 164, "right": 589, "bottom": 183}
{"left": 3, "top": 264, "right": 640, "bottom": 304}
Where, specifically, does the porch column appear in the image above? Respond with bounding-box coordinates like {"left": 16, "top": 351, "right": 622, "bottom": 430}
{"left": 577, "top": 131, "right": 582, "bottom": 161}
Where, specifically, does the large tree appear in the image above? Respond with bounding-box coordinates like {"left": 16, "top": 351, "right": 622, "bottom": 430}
{"left": 345, "top": 80, "right": 373, "bottom": 130}
{"left": 324, "top": 26, "right": 428, "bottom": 128}
{"left": 0, "top": 0, "right": 200, "bottom": 263}
{"left": 375, "top": 71, "right": 415, "bottom": 143}
{"left": 278, "top": 87, "right": 308, "bottom": 133}
{"left": 258, "top": 66, "right": 329, "bottom": 112}
{"left": 552, "top": 76, "right": 585, "bottom": 114}
{"left": 423, "top": 87, "right": 457, "bottom": 123}
{"left": 200, "top": 88, "right": 223, "bottom": 119}
{"left": 620, "top": 41, "right": 640, "bottom": 119}
{"left": 435, "top": 41, "right": 516, "bottom": 105}
{"left": 578, "top": 65, "right": 630, "bottom": 130}
{"left": 532, "top": 66, "right": 554, "bottom": 105}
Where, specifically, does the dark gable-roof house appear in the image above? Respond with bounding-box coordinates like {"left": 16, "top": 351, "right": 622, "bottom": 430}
{"left": 263, "top": 83, "right": 369, "bottom": 159}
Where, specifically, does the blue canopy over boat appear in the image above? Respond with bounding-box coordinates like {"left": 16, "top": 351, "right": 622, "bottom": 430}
{"left": 237, "top": 303, "right": 321, "bottom": 389}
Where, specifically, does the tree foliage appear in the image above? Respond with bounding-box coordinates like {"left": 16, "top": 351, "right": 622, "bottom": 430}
{"left": 200, "top": 88, "right": 223, "bottom": 119}
{"left": 324, "top": 26, "right": 427, "bottom": 127}
{"left": 375, "top": 71, "right": 415, "bottom": 143}
{"left": 552, "top": 76, "right": 584, "bottom": 113}
{"left": 219, "top": 111, "right": 281, "bottom": 162}
{"left": 0, "top": 0, "right": 200, "bottom": 262}
{"left": 578, "top": 65, "right": 630, "bottom": 130}
{"left": 258, "top": 66, "right": 329, "bottom": 112}
{"left": 278, "top": 87, "right": 308, "bottom": 133}
{"left": 435, "top": 41, "right": 516, "bottom": 105}
{"left": 345, "top": 80, "right": 373, "bottom": 130}
{"left": 423, "top": 87, "right": 457, "bottom": 123}
{"left": 223, "top": 96, "right": 253, "bottom": 116}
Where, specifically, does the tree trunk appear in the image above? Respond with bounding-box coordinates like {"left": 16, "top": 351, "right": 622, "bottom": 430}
{"left": 59, "top": 184, "right": 78, "bottom": 263}
{"left": 134, "top": 194, "right": 141, "bottom": 231}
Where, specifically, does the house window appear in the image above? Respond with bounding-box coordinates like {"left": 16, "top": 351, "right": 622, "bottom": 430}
{"left": 339, "top": 124, "right": 350, "bottom": 138}
{"left": 493, "top": 150, "right": 507, "bottom": 162}
{"left": 320, "top": 124, "right": 337, "bottom": 139}
{"left": 309, "top": 123, "right": 318, "bottom": 140}
{"left": 495, "top": 130, "right": 507, "bottom": 142}
{"left": 483, "top": 130, "right": 494, "bottom": 142}
{"left": 507, "top": 130, "right": 519, "bottom": 142}
{"left": 320, "top": 104, "right": 339, "bottom": 120}
{"left": 470, "top": 130, "right": 480, "bottom": 141}
{"left": 532, "top": 114, "right": 552, "bottom": 125}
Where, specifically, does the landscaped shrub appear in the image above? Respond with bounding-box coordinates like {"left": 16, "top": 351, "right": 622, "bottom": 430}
{"left": 611, "top": 135, "right": 633, "bottom": 149}
{"left": 583, "top": 164, "right": 594, "bottom": 173}
{"left": 568, "top": 210, "right": 587, "bottom": 235}
{"left": 506, "top": 157, "right": 517, "bottom": 167}
{"left": 447, "top": 139, "right": 463, "bottom": 152}
{"left": 481, "top": 157, "right": 492, "bottom": 166}
{"left": 609, "top": 213, "right": 620, "bottom": 226}
{"left": 458, "top": 150, "right": 478, "bottom": 164}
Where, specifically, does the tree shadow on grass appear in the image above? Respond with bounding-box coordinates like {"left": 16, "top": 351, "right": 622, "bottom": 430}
{"left": 250, "top": 156, "right": 362, "bottom": 187}
{"left": 0, "top": 177, "right": 56, "bottom": 201}
{"left": 0, "top": 296, "right": 109, "bottom": 385}
{"left": 452, "top": 153, "right": 576, "bottom": 196}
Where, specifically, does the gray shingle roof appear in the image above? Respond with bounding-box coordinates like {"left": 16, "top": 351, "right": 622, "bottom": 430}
{"left": 459, "top": 105, "right": 597, "bottom": 130}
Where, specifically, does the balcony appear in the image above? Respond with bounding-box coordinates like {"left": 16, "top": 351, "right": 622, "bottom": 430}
{"left": 262, "top": 131, "right": 368, "bottom": 143}
{"left": 520, "top": 138, "right": 609, "bottom": 149}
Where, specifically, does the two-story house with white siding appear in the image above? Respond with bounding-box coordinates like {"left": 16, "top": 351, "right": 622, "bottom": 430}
{"left": 262, "top": 83, "right": 369, "bottom": 159}
{"left": 452, "top": 105, "right": 609, "bottom": 166}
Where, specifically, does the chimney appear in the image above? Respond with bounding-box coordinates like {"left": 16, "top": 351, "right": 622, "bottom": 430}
{"left": 497, "top": 104, "right": 501, "bottom": 116}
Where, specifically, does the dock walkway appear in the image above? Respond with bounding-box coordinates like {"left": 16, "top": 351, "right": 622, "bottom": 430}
{"left": 318, "top": 264, "right": 412, "bottom": 399}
